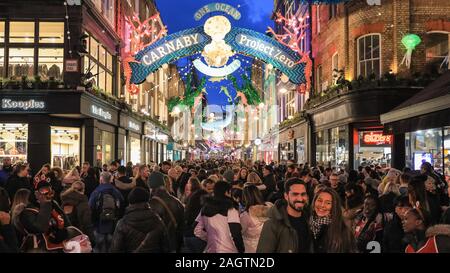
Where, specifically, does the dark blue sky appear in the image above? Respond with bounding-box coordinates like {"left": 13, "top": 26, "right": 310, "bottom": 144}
{"left": 155, "top": 0, "right": 274, "bottom": 107}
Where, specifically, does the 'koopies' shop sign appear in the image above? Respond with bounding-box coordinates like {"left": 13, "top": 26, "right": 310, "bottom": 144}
{"left": 1, "top": 98, "right": 46, "bottom": 112}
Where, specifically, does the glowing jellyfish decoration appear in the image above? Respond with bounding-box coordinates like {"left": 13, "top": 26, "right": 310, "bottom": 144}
{"left": 400, "top": 34, "right": 421, "bottom": 69}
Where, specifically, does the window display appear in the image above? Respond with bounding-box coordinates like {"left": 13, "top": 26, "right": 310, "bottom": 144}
{"left": 406, "top": 128, "right": 443, "bottom": 174}
{"left": 130, "top": 137, "right": 141, "bottom": 164}
{"left": 0, "top": 123, "right": 28, "bottom": 165}
{"left": 97, "top": 131, "right": 114, "bottom": 165}
{"left": 10, "top": 21, "right": 35, "bottom": 43}
{"left": 354, "top": 131, "right": 392, "bottom": 168}
{"left": 444, "top": 127, "right": 450, "bottom": 183}
{"left": 8, "top": 48, "right": 34, "bottom": 78}
{"left": 296, "top": 137, "right": 305, "bottom": 164}
{"left": 38, "top": 48, "right": 64, "bottom": 80}
{"left": 39, "top": 22, "right": 64, "bottom": 44}
{"left": 316, "top": 126, "right": 348, "bottom": 168}
{"left": 51, "top": 126, "right": 80, "bottom": 170}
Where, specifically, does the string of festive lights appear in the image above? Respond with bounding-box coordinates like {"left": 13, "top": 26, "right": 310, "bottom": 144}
{"left": 63, "top": 1, "right": 73, "bottom": 58}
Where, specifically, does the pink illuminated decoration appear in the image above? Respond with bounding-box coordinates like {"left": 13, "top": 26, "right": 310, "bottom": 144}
{"left": 267, "top": 12, "right": 312, "bottom": 93}
{"left": 123, "top": 13, "right": 167, "bottom": 95}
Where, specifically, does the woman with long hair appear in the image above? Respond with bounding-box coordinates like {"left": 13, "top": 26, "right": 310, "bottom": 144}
{"left": 310, "top": 187, "right": 357, "bottom": 253}
{"left": 181, "top": 177, "right": 201, "bottom": 204}
{"left": 240, "top": 184, "right": 272, "bottom": 253}
{"left": 237, "top": 167, "right": 248, "bottom": 186}
{"left": 408, "top": 175, "right": 431, "bottom": 214}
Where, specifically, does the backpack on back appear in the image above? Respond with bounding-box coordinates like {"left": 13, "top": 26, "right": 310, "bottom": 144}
{"left": 97, "top": 191, "right": 118, "bottom": 223}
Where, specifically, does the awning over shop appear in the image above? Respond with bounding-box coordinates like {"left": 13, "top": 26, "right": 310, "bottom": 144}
{"left": 381, "top": 71, "right": 450, "bottom": 134}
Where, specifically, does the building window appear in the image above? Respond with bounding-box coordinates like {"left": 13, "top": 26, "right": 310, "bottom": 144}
{"left": 332, "top": 52, "right": 339, "bottom": 84}
{"left": 0, "top": 22, "right": 5, "bottom": 43}
{"left": 285, "top": 91, "right": 295, "bottom": 119}
{"left": 329, "top": 4, "right": 337, "bottom": 19}
{"left": 83, "top": 32, "right": 114, "bottom": 94}
{"left": 316, "top": 5, "right": 320, "bottom": 33}
{"left": 2, "top": 21, "right": 64, "bottom": 80}
{"left": 0, "top": 123, "right": 28, "bottom": 165}
{"left": 92, "top": 0, "right": 115, "bottom": 26}
{"left": 51, "top": 127, "right": 80, "bottom": 170}
{"left": 357, "top": 34, "right": 381, "bottom": 79}
{"left": 10, "top": 21, "right": 35, "bottom": 43}
{"left": 8, "top": 48, "right": 34, "bottom": 78}
{"left": 425, "top": 32, "right": 449, "bottom": 73}
{"left": 39, "top": 22, "right": 64, "bottom": 44}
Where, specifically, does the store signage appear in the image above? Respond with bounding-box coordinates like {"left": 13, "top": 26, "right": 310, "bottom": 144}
{"left": 128, "top": 121, "right": 140, "bottom": 132}
{"left": 1, "top": 99, "right": 45, "bottom": 111}
{"left": 65, "top": 59, "right": 78, "bottom": 72}
{"left": 131, "top": 27, "right": 305, "bottom": 84}
{"left": 362, "top": 132, "right": 392, "bottom": 146}
{"left": 194, "top": 3, "right": 241, "bottom": 21}
{"left": 91, "top": 105, "right": 112, "bottom": 121}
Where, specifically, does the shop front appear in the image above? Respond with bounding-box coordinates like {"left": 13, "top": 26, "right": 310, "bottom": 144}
{"left": 278, "top": 120, "right": 309, "bottom": 164}
{"left": 381, "top": 72, "right": 450, "bottom": 181}
{"left": 308, "top": 87, "right": 420, "bottom": 170}
{"left": 0, "top": 90, "right": 124, "bottom": 172}
{"left": 120, "top": 114, "right": 143, "bottom": 165}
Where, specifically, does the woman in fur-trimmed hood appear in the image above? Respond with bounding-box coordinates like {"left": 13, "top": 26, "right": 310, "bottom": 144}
{"left": 240, "top": 184, "right": 273, "bottom": 253}
{"left": 403, "top": 207, "right": 450, "bottom": 253}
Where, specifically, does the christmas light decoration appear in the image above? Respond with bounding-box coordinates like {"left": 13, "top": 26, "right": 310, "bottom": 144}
{"left": 400, "top": 34, "right": 421, "bottom": 69}
{"left": 267, "top": 11, "right": 312, "bottom": 92}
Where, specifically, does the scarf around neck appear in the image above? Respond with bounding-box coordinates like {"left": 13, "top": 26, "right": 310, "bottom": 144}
{"left": 310, "top": 214, "right": 332, "bottom": 239}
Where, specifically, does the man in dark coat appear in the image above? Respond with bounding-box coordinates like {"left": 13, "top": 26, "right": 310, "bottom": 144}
{"left": 257, "top": 178, "right": 312, "bottom": 253}
{"left": 148, "top": 172, "right": 184, "bottom": 253}
{"left": 110, "top": 187, "right": 170, "bottom": 253}
{"left": 5, "top": 164, "right": 32, "bottom": 200}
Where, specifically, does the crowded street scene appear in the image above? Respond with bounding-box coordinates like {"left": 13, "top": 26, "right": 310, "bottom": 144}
{"left": 0, "top": 0, "right": 449, "bottom": 258}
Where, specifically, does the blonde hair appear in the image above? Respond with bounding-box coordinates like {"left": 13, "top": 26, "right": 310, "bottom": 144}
{"left": 383, "top": 181, "right": 400, "bottom": 196}
{"left": 11, "top": 188, "right": 31, "bottom": 221}
{"left": 247, "top": 172, "right": 262, "bottom": 184}
{"left": 208, "top": 175, "right": 219, "bottom": 183}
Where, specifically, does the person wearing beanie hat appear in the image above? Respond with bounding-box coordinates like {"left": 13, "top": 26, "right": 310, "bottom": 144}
{"left": 17, "top": 179, "right": 71, "bottom": 252}
{"left": 128, "top": 187, "right": 150, "bottom": 205}
{"left": 149, "top": 172, "right": 185, "bottom": 253}
{"left": 148, "top": 171, "right": 166, "bottom": 189}
{"left": 110, "top": 187, "right": 170, "bottom": 253}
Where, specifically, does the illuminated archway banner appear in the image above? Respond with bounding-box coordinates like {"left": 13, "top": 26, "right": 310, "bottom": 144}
{"left": 130, "top": 27, "right": 306, "bottom": 84}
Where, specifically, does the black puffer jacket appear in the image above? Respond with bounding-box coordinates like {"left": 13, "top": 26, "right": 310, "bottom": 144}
{"left": 110, "top": 203, "right": 170, "bottom": 253}
{"left": 149, "top": 188, "right": 185, "bottom": 252}
{"left": 5, "top": 175, "right": 32, "bottom": 200}
{"left": 60, "top": 190, "right": 95, "bottom": 244}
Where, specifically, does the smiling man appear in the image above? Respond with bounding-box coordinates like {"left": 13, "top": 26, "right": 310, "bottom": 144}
{"left": 257, "top": 178, "right": 311, "bottom": 253}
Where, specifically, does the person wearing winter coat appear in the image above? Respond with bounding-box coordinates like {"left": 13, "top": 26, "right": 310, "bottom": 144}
{"left": 0, "top": 157, "right": 13, "bottom": 188}
{"left": 16, "top": 180, "right": 71, "bottom": 253}
{"left": 403, "top": 207, "right": 450, "bottom": 253}
{"left": 379, "top": 182, "right": 400, "bottom": 214}
{"left": 81, "top": 166, "right": 98, "bottom": 199}
{"left": 110, "top": 187, "right": 170, "bottom": 253}
{"left": 88, "top": 172, "right": 124, "bottom": 253}
{"left": 0, "top": 210, "right": 19, "bottom": 253}
{"left": 382, "top": 195, "right": 411, "bottom": 253}
{"left": 353, "top": 195, "right": 391, "bottom": 253}
{"left": 183, "top": 189, "right": 208, "bottom": 253}
{"left": 61, "top": 181, "right": 95, "bottom": 245}
{"left": 240, "top": 184, "right": 272, "bottom": 253}
{"left": 5, "top": 164, "right": 33, "bottom": 201}
{"left": 424, "top": 176, "right": 442, "bottom": 225}
{"left": 310, "top": 187, "right": 357, "bottom": 253}
{"left": 262, "top": 166, "right": 277, "bottom": 201}
{"left": 148, "top": 171, "right": 185, "bottom": 253}
{"left": 343, "top": 183, "right": 365, "bottom": 228}
{"left": 257, "top": 178, "right": 312, "bottom": 253}
{"left": 62, "top": 167, "right": 81, "bottom": 188}
{"left": 194, "top": 180, "right": 244, "bottom": 253}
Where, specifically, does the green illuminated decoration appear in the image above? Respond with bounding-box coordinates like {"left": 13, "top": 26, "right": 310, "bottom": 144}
{"left": 168, "top": 75, "right": 207, "bottom": 113}
{"left": 228, "top": 73, "right": 262, "bottom": 106}
{"left": 400, "top": 34, "right": 422, "bottom": 69}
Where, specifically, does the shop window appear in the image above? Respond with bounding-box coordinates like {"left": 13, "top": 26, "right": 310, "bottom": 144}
{"left": 38, "top": 48, "right": 64, "bottom": 80}
{"left": 357, "top": 34, "right": 381, "bottom": 79}
{"left": 99, "top": 46, "right": 106, "bottom": 66}
{"left": 425, "top": 32, "right": 449, "bottom": 73}
{"left": 10, "top": 21, "right": 35, "bottom": 43}
{"left": 296, "top": 137, "right": 305, "bottom": 164}
{"left": 51, "top": 127, "right": 80, "bottom": 170}
{"left": 8, "top": 48, "right": 34, "bottom": 78}
{"left": 130, "top": 137, "right": 141, "bottom": 164}
{"left": 106, "top": 52, "right": 113, "bottom": 71}
{"left": 0, "top": 123, "right": 28, "bottom": 165}
{"left": 98, "top": 131, "right": 114, "bottom": 165}
{"left": 39, "top": 22, "right": 64, "bottom": 44}
{"left": 0, "top": 21, "right": 4, "bottom": 43}
{"left": 106, "top": 73, "right": 112, "bottom": 95}
{"left": 90, "top": 37, "right": 98, "bottom": 60}
{"left": 98, "top": 67, "right": 106, "bottom": 92}
{"left": 406, "top": 128, "right": 443, "bottom": 173}
{"left": 355, "top": 130, "right": 392, "bottom": 168}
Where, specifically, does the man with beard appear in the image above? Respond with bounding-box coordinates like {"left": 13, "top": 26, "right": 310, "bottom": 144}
{"left": 257, "top": 178, "right": 312, "bottom": 253}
